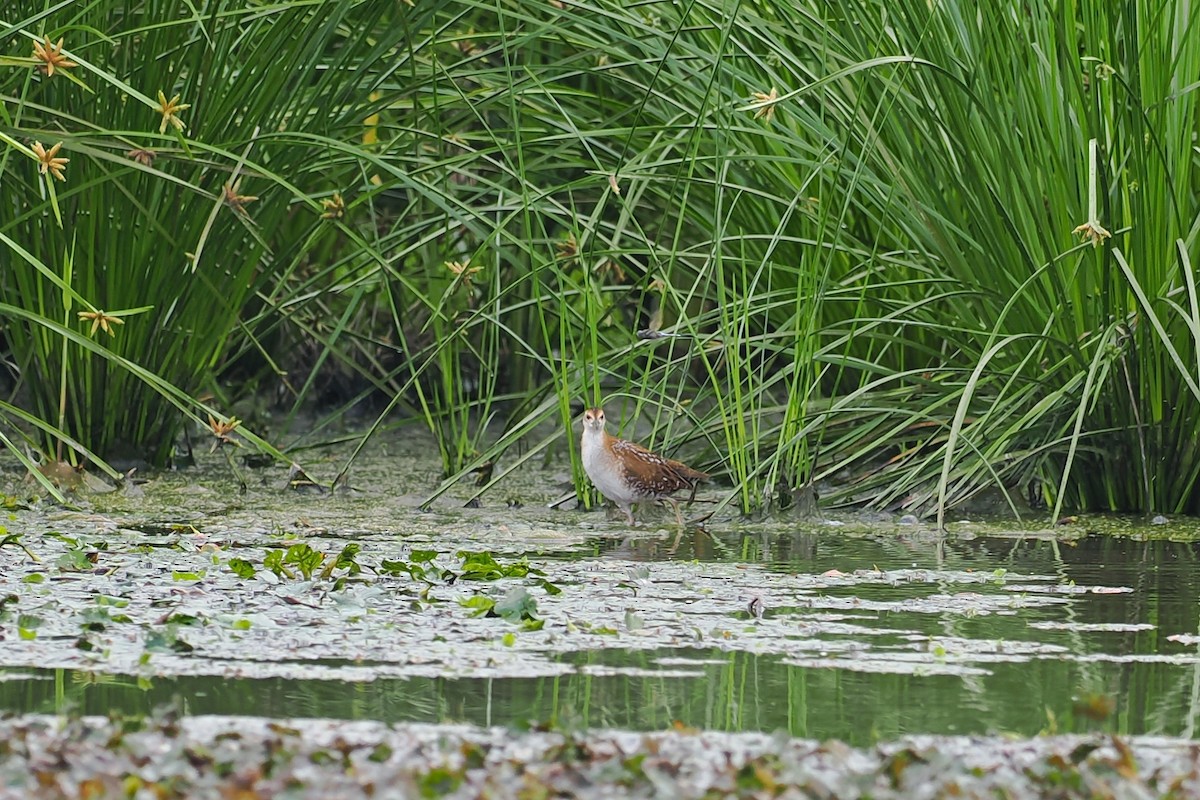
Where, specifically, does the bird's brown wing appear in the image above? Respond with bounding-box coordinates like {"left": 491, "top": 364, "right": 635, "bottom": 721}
{"left": 611, "top": 438, "right": 706, "bottom": 496}
{"left": 666, "top": 458, "right": 708, "bottom": 482}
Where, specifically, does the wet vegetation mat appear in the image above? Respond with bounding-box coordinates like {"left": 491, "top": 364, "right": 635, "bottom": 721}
{"left": 2, "top": 712, "right": 1199, "bottom": 799}
{"left": 2, "top": 439, "right": 1200, "bottom": 795}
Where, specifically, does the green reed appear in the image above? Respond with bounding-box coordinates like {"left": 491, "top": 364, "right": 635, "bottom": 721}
{"left": 4, "top": 0, "right": 1198, "bottom": 520}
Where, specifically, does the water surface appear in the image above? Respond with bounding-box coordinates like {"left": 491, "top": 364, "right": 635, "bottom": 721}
{"left": 1, "top": 439, "right": 1198, "bottom": 746}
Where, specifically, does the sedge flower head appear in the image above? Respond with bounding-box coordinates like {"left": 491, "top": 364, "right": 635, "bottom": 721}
{"left": 32, "top": 141, "right": 69, "bottom": 181}
{"left": 32, "top": 37, "right": 77, "bottom": 77}
{"left": 156, "top": 90, "right": 191, "bottom": 134}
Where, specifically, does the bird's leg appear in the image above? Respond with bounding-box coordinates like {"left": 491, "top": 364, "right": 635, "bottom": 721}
{"left": 621, "top": 503, "right": 636, "bottom": 525}
{"left": 665, "top": 497, "right": 684, "bottom": 527}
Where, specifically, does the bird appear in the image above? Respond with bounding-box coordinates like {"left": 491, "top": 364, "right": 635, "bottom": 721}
{"left": 580, "top": 406, "right": 707, "bottom": 525}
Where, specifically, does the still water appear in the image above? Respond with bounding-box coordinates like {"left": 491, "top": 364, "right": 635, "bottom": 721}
{"left": 2, "top": 529, "right": 1196, "bottom": 746}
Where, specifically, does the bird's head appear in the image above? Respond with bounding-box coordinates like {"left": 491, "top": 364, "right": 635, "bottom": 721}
{"left": 581, "top": 407, "right": 607, "bottom": 434}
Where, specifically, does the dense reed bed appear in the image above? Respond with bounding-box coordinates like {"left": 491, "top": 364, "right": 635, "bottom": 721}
{"left": 2, "top": 0, "right": 1198, "bottom": 518}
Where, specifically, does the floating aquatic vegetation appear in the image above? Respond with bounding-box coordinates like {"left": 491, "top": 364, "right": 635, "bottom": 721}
{"left": 0, "top": 711, "right": 1195, "bottom": 800}
{"left": 0, "top": 442, "right": 1197, "bottom": 742}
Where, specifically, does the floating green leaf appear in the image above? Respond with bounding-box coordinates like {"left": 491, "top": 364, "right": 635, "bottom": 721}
{"left": 459, "top": 595, "right": 495, "bottom": 617}
{"left": 56, "top": 547, "right": 94, "bottom": 572}
{"left": 418, "top": 767, "right": 462, "bottom": 799}
{"left": 284, "top": 543, "right": 324, "bottom": 581}
{"left": 228, "top": 558, "right": 256, "bottom": 579}
{"left": 493, "top": 587, "right": 538, "bottom": 623}
{"left": 264, "top": 549, "right": 289, "bottom": 578}
{"left": 17, "top": 613, "right": 41, "bottom": 640}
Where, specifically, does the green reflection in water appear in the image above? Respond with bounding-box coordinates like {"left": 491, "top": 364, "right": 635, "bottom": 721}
{"left": 2, "top": 645, "right": 1198, "bottom": 746}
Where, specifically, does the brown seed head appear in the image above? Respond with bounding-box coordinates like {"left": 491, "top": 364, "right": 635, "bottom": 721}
{"left": 32, "top": 37, "right": 77, "bottom": 77}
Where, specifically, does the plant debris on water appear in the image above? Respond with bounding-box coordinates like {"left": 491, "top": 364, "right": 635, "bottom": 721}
{"left": 0, "top": 711, "right": 1196, "bottom": 800}
{"left": 0, "top": 494, "right": 1107, "bottom": 684}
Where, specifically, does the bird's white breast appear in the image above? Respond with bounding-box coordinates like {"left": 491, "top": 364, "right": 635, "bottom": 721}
{"left": 582, "top": 430, "right": 639, "bottom": 504}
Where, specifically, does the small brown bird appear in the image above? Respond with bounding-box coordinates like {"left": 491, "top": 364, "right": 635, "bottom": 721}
{"left": 580, "top": 406, "right": 707, "bottom": 525}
